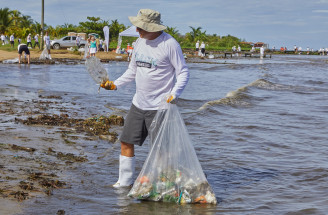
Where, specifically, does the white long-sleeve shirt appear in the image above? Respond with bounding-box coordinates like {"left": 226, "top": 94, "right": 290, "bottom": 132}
{"left": 114, "top": 32, "right": 189, "bottom": 110}
{"left": 44, "top": 36, "right": 50, "bottom": 45}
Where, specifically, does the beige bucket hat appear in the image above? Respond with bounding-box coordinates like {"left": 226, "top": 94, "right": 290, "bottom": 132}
{"left": 129, "top": 9, "right": 166, "bottom": 32}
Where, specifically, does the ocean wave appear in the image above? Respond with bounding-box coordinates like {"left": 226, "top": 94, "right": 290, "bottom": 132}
{"left": 198, "top": 78, "right": 290, "bottom": 110}
{"left": 198, "top": 85, "right": 252, "bottom": 110}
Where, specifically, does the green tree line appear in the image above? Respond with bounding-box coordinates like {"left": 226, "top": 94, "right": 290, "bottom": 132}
{"left": 0, "top": 7, "right": 251, "bottom": 50}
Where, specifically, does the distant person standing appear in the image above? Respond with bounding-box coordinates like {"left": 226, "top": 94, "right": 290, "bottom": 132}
{"left": 10, "top": 34, "right": 14, "bottom": 48}
{"left": 76, "top": 35, "right": 81, "bottom": 48}
{"left": 96, "top": 37, "right": 100, "bottom": 51}
{"left": 18, "top": 43, "right": 30, "bottom": 64}
{"left": 99, "top": 38, "right": 103, "bottom": 51}
{"left": 34, "top": 34, "right": 40, "bottom": 49}
{"left": 294, "top": 45, "right": 298, "bottom": 54}
{"left": 200, "top": 41, "right": 205, "bottom": 57}
{"left": 18, "top": 38, "right": 21, "bottom": 44}
{"left": 1, "top": 34, "right": 5, "bottom": 45}
{"left": 89, "top": 36, "right": 97, "bottom": 57}
{"left": 298, "top": 47, "right": 302, "bottom": 54}
{"left": 26, "top": 33, "right": 32, "bottom": 48}
{"left": 260, "top": 46, "right": 265, "bottom": 59}
{"left": 195, "top": 40, "right": 199, "bottom": 54}
{"left": 44, "top": 31, "right": 52, "bottom": 59}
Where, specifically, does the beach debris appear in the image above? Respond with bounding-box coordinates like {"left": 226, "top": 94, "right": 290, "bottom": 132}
{"left": 9, "top": 191, "right": 29, "bottom": 201}
{"left": 57, "top": 210, "right": 66, "bottom": 215}
{"left": 11, "top": 144, "right": 36, "bottom": 152}
{"left": 27, "top": 172, "right": 66, "bottom": 195}
{"left": 47, "top": 147, "right": 88, "bottom": 162}
{"left": 19, "top": 181, "right": 36, "bottom": 191}
{"left": 15, "top": 114, "right": 123, "bottom": 140}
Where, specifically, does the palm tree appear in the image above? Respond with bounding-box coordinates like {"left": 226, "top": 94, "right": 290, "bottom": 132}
{"left": 10, "top": 10, "right": 22, "bottom": 27}
{"left": 31, "top": 21, "right": 42, "bottom": 35}
{"left": 0, "top": 7, "right": 13, "bottom": 33}
{"left": 20, "top": 15, "right": 33, "bottom": 28}
{"left": 189, "top": 26, "right": 202, "bottom": 42}
{"left": 165, "top": 26, "right": 181, "bottom": 42}
{"left": 165, "top": 27, "right": 178, "bottom": 36}
{"left": 110, "top": 19, "right": 126, "bottom": 40}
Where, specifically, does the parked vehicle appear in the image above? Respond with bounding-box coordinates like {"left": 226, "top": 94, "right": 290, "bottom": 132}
{"left": 50, "top": 36, "right": 87, "bottom": 49}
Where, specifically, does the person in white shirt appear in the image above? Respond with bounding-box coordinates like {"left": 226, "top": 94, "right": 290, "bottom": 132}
{"left": 26, "top": 33, "right": 32, "bottom": 48}
{"left": 18, "top": 43, "right": 30, "bottom": 64}
{"left": 43, "top": 31, "right": 51, "bottom": 59}
{"left": 298, "top": 46, "right": 302, "bottom": 54}
{"left": 260, "top": 46, "right": 265, "bottom": 59}
{"left": 1, "top": 34, "right": 5, "bottom": 45}
{"left": 10, "top": 34, "right": 14, "bottom": 48}
{"left": 76, "top": 35, "right": 81, "bottom": 47}
{"left": 195, "top": 40, "right": 199, "bottom": 54}
{"left": 101, "top": 9, "right": 189, "bottom": 188}
{"left": 34, "top": 34, "right": 40, "bottom": 49}
{"left": 200, "top": 41, "right": 206, "bottom": 57}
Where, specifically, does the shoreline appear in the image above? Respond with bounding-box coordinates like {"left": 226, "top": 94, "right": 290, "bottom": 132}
{"left": 0, "top": 86, "right": 124, "bottom": 214}
{"left": 0, "top": 49, "right": 129, "bottom": 64}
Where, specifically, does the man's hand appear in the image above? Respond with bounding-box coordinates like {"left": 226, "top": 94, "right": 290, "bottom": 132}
{"left": 101, "top": 80, "right": 117, "bottom": 90}
{"left": 166, "top": 94, "right": 176, "bottom": 103}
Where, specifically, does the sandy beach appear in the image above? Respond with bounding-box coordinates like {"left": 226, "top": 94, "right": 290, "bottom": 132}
{"left": 0, "top": 49, "right": 129, "bottom": 63}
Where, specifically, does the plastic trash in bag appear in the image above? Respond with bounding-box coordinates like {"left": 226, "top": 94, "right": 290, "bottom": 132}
{"left": 85, "top": 56, "right": 109, "bottom": 92}
{"left": 128, "top": 102, "right": 217, "bottom": 204}
{"left": 39, "top": 47, "right": 50, "bottom": 60}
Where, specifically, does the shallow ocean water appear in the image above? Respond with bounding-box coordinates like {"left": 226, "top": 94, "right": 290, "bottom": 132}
{"left": 1, "top": 54, "right": 328, "bottom": 214}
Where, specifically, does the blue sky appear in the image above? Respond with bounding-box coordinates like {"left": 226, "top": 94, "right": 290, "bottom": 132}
{"left": 3, "top": 0, "right": 328, "bottom": 49}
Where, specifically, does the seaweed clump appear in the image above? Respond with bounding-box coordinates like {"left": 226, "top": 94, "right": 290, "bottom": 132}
{"left": 15, "top": 114, "right": 124, "bottom": 141}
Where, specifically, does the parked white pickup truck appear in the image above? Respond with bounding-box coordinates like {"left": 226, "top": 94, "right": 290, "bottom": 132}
{"left": 50, "top": 36, "right": 87, "bottom": 49}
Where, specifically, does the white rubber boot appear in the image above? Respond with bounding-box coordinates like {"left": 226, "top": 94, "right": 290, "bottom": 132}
{"left": 113, "top": 155, "right": 135, "bottom": 188}
{"left": 49, "top": 54, "right": 52, "bottom": 60}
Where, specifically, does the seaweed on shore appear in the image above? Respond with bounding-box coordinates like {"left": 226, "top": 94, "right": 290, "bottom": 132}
{"left": 15, "top": 114, "right": 124, "bottom": 141}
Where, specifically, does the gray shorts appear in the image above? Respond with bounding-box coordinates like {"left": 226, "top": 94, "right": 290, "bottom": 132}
{"left": 120, "top": 104, "right": 157, "bottom": 146}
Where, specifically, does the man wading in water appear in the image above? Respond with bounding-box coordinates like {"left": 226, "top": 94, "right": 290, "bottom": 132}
{"left": 101, "top": 9, "right": 189, "bottom": 188}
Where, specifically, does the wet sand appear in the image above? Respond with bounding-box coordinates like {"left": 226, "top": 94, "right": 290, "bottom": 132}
{"left": 0, "top": 87, "right": 124, "bottom": 214}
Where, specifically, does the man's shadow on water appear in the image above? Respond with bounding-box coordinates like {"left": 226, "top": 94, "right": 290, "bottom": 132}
{"left": 205, "top": 167, "right": 278, "bottom": 203}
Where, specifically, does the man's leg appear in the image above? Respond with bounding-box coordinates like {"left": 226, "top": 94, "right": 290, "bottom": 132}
{"left": 121, "top": 141, "right": 134, "bottom": 157}
{"left": 18, "top": 54, "right": 21, "bottom": 64}
{"left": 113, "top": 142, "right": 135, "bottom": 188}
{"left": 27, "top": 54, "right": 30, "bottom": 64}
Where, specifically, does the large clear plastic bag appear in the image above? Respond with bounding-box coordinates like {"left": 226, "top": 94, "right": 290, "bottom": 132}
{"left": 39, "top": 47, "right": 49, "bottom": 60}
{"left": 128, "top": 102, "right": 217, "bottom": 204}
